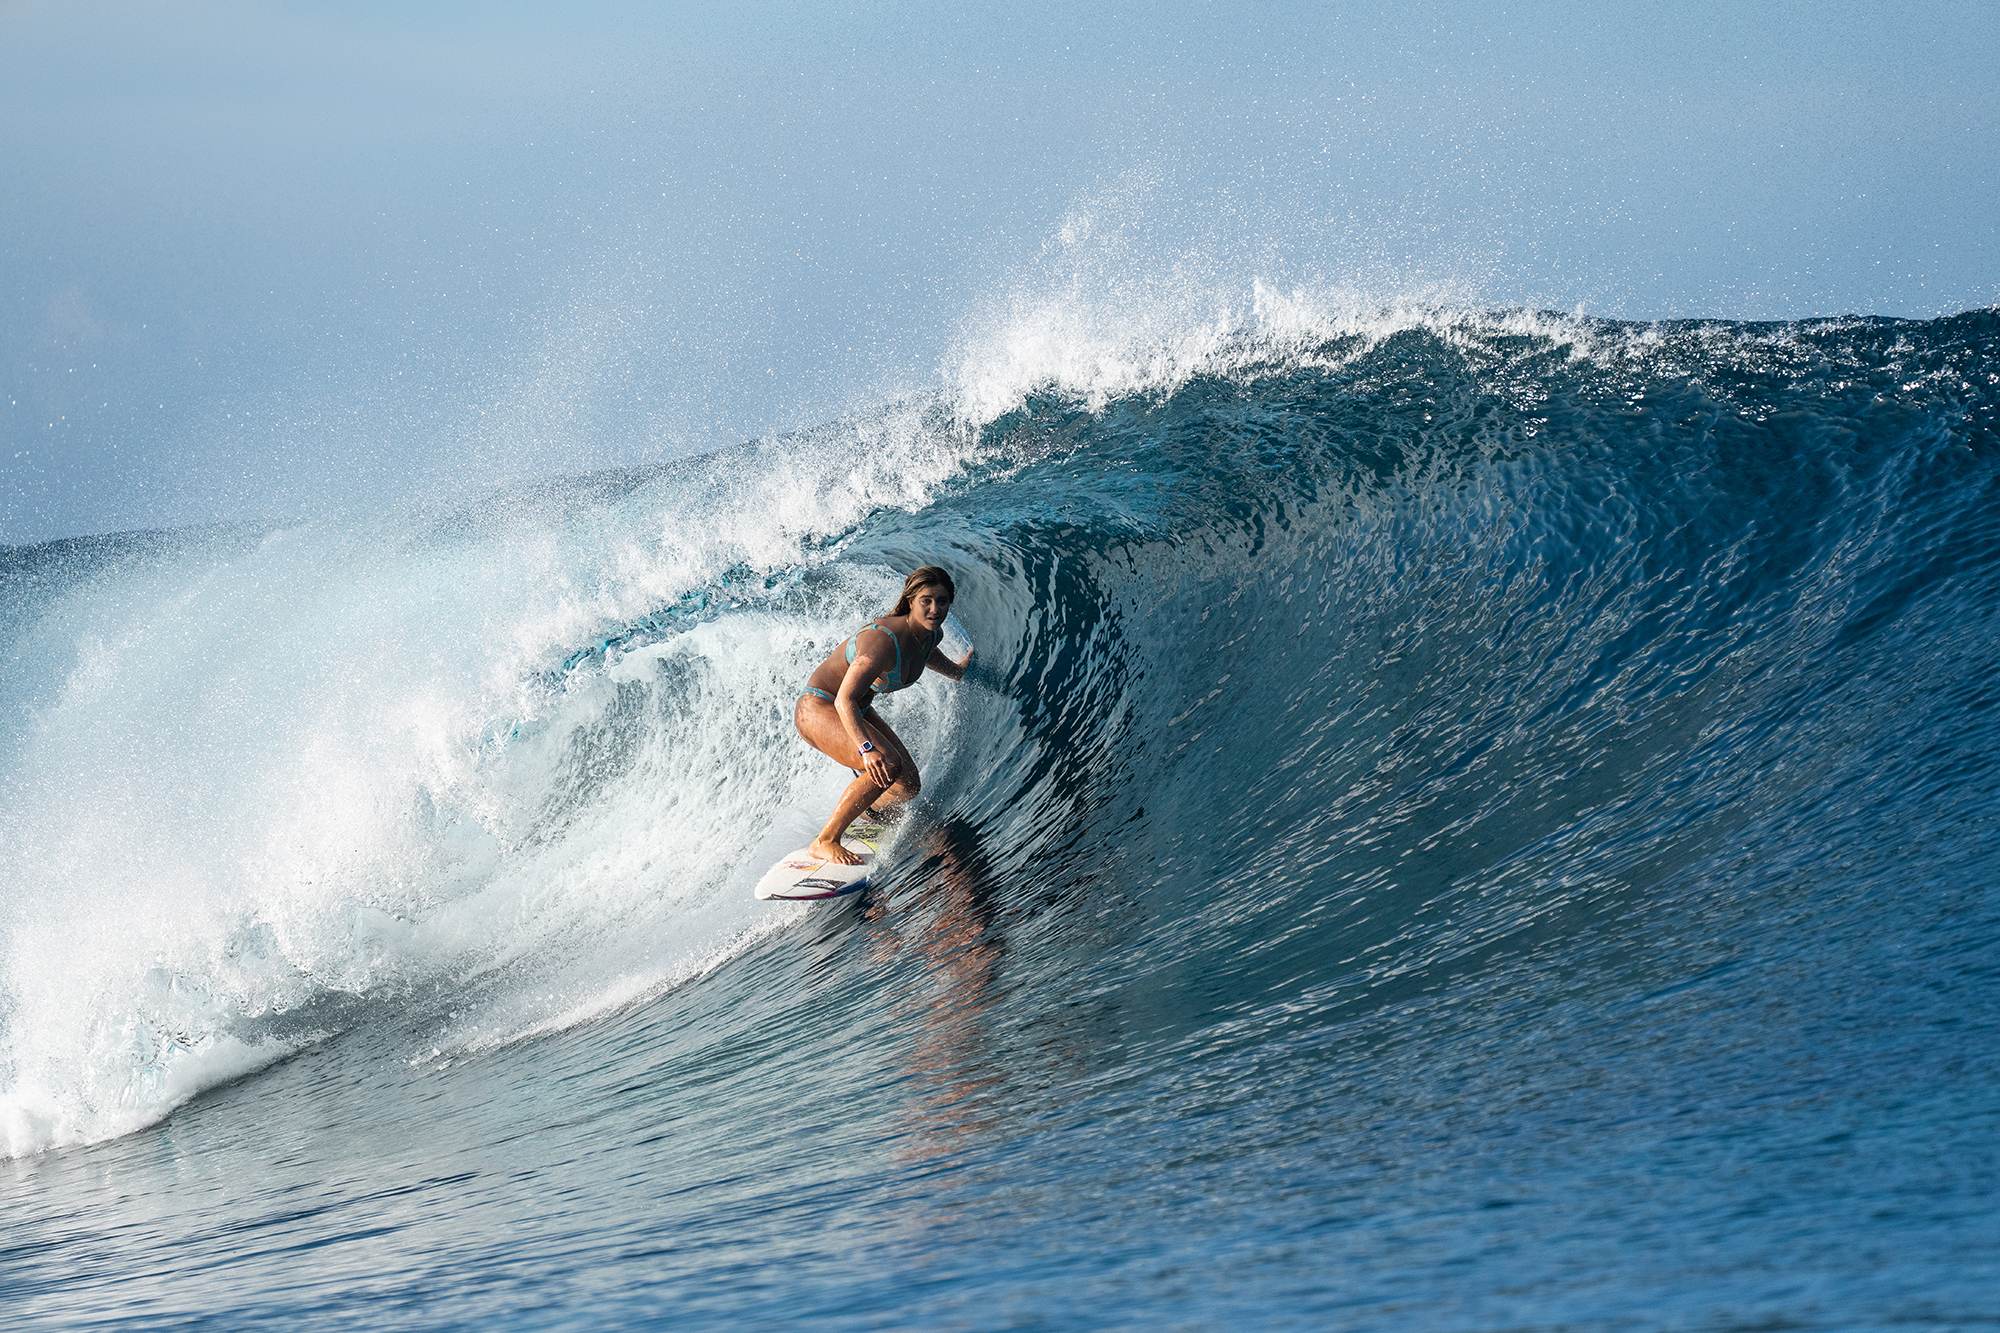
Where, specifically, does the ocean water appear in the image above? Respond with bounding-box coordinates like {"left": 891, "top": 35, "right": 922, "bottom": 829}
{"left": 3, "top": 301, "right": 1998, "bottom": 1329}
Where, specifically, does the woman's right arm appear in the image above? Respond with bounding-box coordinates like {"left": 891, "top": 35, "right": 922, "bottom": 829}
{"left": 836, "top": 628, "right": 900, "bottom": 784}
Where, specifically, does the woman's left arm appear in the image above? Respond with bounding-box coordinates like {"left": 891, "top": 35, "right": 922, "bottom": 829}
{"left": 927, "top": 646, "right": 973, "bottom": 682}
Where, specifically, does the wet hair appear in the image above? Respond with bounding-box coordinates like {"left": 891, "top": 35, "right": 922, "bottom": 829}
{"left": 890, "top": 565, "right": 956, "bottom": 616}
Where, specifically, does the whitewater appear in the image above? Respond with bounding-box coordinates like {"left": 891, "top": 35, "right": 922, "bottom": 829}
{"left": 3, "top": 293, "right": 1997, "bottom": 1329}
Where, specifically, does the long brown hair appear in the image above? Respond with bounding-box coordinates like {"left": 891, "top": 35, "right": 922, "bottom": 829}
{"left": 890, "top": 565, "right": 956, "bottom": 616}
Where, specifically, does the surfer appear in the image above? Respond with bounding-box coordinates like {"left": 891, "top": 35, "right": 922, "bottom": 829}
{"left": 795, "top": 566, "right": 973, "bottom": 865}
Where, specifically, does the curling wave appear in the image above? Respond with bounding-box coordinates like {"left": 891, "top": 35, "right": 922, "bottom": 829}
{"left": 2, "top": 301, "right": 1996, "bottom": 1170}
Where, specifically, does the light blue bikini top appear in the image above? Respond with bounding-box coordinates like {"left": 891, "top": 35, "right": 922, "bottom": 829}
{"left": 846, "top": 621, "right": 941, "bottom": 694}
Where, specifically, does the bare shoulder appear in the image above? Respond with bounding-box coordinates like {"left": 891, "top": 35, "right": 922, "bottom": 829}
{"left": 849, "top": 621, "right": 897, "bottom": 661}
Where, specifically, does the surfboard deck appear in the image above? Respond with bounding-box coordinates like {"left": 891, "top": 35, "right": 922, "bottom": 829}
{"left": 754, "top": 817, "right": 890, "bottom": 900}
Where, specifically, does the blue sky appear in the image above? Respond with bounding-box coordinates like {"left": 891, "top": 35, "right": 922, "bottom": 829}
{"left": 4, "top": 0, "right": 1996, "bottom": 542}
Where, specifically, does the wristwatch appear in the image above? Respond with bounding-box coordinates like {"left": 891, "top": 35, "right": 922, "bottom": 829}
{"left": 859, "top": 741, "right": 876, "bottom": 753}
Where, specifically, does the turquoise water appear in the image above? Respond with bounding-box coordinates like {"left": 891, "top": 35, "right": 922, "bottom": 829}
{"left": 4, "top": 308, "right": 1998, "bottom": 1328}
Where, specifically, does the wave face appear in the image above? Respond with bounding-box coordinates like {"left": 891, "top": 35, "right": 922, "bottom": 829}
{"left": 4, "top": 305, "right": 1999, "bottom": 1328}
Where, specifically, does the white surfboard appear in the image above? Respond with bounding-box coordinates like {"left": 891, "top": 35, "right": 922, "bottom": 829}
{"left": 754, "top": 816, "right": 890, "bottom": 900}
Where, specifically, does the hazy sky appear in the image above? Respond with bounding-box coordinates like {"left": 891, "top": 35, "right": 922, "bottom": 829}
{"left": 5, "top": 0, "right": 1996, "bottom": 543}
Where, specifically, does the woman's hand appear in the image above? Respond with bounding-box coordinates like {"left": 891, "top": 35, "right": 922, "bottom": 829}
{"left": 861, "top": 744, "right": 900, "bottom": 786}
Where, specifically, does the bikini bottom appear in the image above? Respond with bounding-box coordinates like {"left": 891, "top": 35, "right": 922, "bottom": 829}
{"left": 800, "top": 686, "right": 879, "bottom": 721}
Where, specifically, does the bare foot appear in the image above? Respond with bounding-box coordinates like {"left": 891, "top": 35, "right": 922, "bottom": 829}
{"left": 809, "top": 837, "right": 863, "bottom": 866}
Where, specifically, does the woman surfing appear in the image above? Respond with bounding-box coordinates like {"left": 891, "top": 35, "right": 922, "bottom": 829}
{"left": 794, "top": 566, "right": 973, "bottom": 865}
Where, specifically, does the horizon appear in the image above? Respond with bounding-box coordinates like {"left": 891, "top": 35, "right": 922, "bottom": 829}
{"left": 5, "top": 0, "right": 1996, "bottom": 545}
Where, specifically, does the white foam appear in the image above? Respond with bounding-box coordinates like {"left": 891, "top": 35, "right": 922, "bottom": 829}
{"left": 2, "top": 191, "right": 1633, "bottom": 1159}
{"left": 938, "top": 173, "right": 1619, "bottom": 429}
{"left": 0, "top": 426, "right": 973, "bottom": 1159}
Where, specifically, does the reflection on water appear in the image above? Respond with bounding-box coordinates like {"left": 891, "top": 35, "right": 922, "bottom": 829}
{"left": 866, "top": 817, "right": 1011, "bottom": 1168}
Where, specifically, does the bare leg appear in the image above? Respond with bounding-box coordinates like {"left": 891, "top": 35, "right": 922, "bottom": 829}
{"left": 794, "top": 695, "right": 922, "bottom": 865}
{"left": 810, "top": 774, "right": 885, "bottom": 864}
{"left": 812, "top": 766, "right": 922, "bottom": 862}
